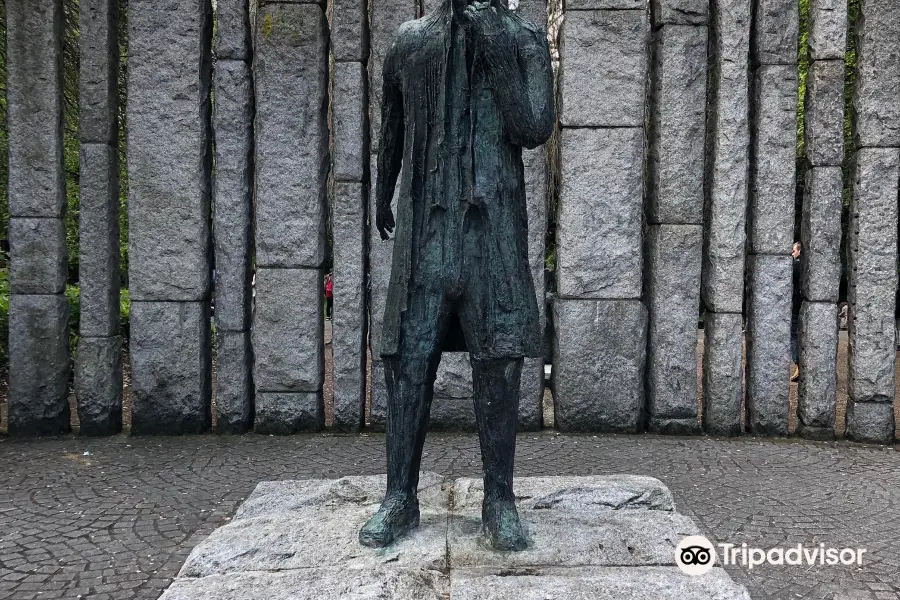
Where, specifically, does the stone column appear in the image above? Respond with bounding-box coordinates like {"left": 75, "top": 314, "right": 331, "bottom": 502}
{"left": 743, "top": 0, "right": 798, "bottom": 436}
{"left": 797, "top": 0, "right": 846, "bottom": 439}
{"left": 213, "top": 0, "right": 254, "bottom": 433}
{"left": 76, "top": 0, "right": 122, "bottom": 436}
{"left": 554, "top": 5, "right": 649, "bottom": 432}
{"left": 700, "top": 0, "right": 751, "bottom": 436}
{"left": 253, "top": 1, "right": 328, "bottom": 433}
{"left": 331, "top": 0, "right": 369, "bottom": 430}
{"left": 645, "top": 1, "right": 708, "bottom": 435}
{"left": 127, "top": 0, "right": 214, "bottom": 434}
{"left": 368, "top": 0, "right": 420, "bottom": 429}
{"left": 844, "top": 0, "right": 900, "bottom": 445}
{"left": 6, "top": 0, "right": 71, "bottom": 436}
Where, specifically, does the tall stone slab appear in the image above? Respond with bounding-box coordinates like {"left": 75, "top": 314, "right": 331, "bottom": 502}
{"left": 252, "top": 268, "right": 325, "bottom": 431}
{"left": 751, "top": 0, "right": 799, "bottom": 66}
{"left": 845, "top": 148, "right": 898, "bottom": 444}
{"left": 797, "top": 302, "right": 838, "bottom": 439}
{"left": 8, "top": 295, "right": 71, "bottom": 436}
{"left": 701, "top": 312, "right": 743, "bottom": 436}
{"left": 650, "top": 0, "right": 708, "bottom": 24}
{"left": 808, "top": 0, "right": 847, "bottom": 60}
{"left": 647, "top": 23, "right": 708, "bottom": 225}
{"left": 78, "top": 0, "right": 122, "bottom": 436}
{"left": 333, "top": 62, "right": 367, "bottom": 183}
{"left": 6, "top": 0, "right": 70, "bottom": 436}
{"left": 645, "top": 225, "right": 702, "bottom": 434}
{"left": 333, "top": 0, "right": 368, "bottom": 62}
{"left": 213, "top": 57, "right": 254, "bottom": 433}
{"left": 701, "top": 0, "right": 751, "bottom": 313}
{"left": 127, "top": 0, "right": 214, "bottom": 434}
{"left": 559, "top": 9, "right": 649, "bottom": 127}
{"left": 553, "top": 300, "right": 648, "bottom": 432}
{"left": 216, "top": 0, "right": 251, "bottom": 60}
{"left": 332, "top": 183, "right": 368, "bottom": 431}
{"left": 744, "top": 255, "right": 792, "bottom": 436}
{"left": 800, "top": 167, "right": 842, "bottom": 303}
{"left": 128, "top": 0, "right": 213, "bottom": 302}
{"left": 748, "top": 64, "right": 797, "bottom": 255}
{"left": 851, "top": 0, "right": 900, "bottom": 148}
{"left": 557, "top": 127, "right": 644, "bottom": 299}
{"left": 804, "top": 59, "right": 845, "bottom": 167}
{"left": 130, "top": 302, "right": 212, "bottom": 435}
{"left": 254, "top": 2, "right": 328, "bottom": 268}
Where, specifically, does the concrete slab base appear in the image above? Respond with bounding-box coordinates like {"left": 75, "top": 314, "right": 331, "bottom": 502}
{"left": 159, "top": 474, "right": 750, "bottom": 599}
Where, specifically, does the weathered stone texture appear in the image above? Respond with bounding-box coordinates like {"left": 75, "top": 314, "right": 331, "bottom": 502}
{"left": 255, "top": 392, "right": 325, "bottom": 435}
{"left": 800, "top": 166, "right": 842, "bottom": 302}
{"left": 369, "top": 0, "right": 416, "bottom": 154}
{"left": 749, "top": 64, "right": 798, "bottom": 255}
{"left": 332, "top": 62, "right": 367, "bottom": 183}
{"left": 847, "top": 148, "right": 899, "bottom": 406}
{"left": 852, "top": 0, "right": 900, "bottom": 148}
{"left": 751, "top": 0, "right": 799, "bottom": 65}
{"left": 215, "top": 0, "right": 251, "bottom": 60}
{"left": 9, "top": 218, "right": 67, "bottom": 295}
{"left": 332, "top": 183, "right": 367, "bottom": 431}
{"left": 558, "top": 127, "right": 644, "bottom": 299}
{"left": 510, "top": 0, "right": 548, "bottom": 28}
{"left": 650, "top": 0, "right": 708, "bottom": 25}
{"left": 648, "top": 24, "right": 708, "bottom": 225}
{"left": 368, "top": 154, "right": 400, "bottom": 429}
{"left": 808, "top": 0, "right": 847, "bottom": 60}
{"left": 566, "top": 0, "right": 643, "bottom": 9}
{"left": 8, "top": 294, "right": 70, "bottom": 436}
{"left": 333, "top": 0, "right": 368, "bottom": 62}
{"left": 745, "top": 255, "right": 792, "bottom": 436}
{"left": 804, "top": 59, "right": 845, "bottom": 166}
{"left": 645, "top": 225, "right": 702, "bottom": 431}
{"left": 215, "top": 330, "right": 253, "bottom": 434}
{"left": 130, "top": 301, "right": 212, "bottom": 435}
{"left": 127, "top": 0, "right": 212, "bottom": 301}
{"left": 845, "top": 400, "right": 895, "bottom": 445}
{"left": 75, "top": 336, "right": 123, "bottom": 436}
{"left": 6, "top": 0, "right": 65, "bottom": 218}
{"left": 431, "top": 354, "right": 476, "bottom": 430}
{"left": 702, "top": 0, "right": 751, "bottom": 313}
{"left": 553, "top": 300, "right": 648, "bottom": 432}
{"left": 254, "top": 2, "right": 328, "bottom": 268}
{"left": 520, "top": 145, "right": 548, "bottom": 430}
{"left": 214, "top": 59, "right": 254, "bottom": 332}
{"left": 797, "top": 302, "right": 837, "bottom": 438}
{"left": 79, "top": 143, "right": 121, "bottom": 337}
{"left": 79, "top": 0, "right": 119, "bottom": 144}
{"left": 559, "top": 9, "right": 649, "bottom": 127}
{"left": 252, "top": 268, "right": 324, "bottom": 393}
{"left": 701, "top": 312, "right": 743, "bottom": 436}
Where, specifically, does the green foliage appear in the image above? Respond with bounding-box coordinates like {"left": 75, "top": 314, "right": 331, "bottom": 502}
{"left": 0, "top": 267, "right": 8, "bottom": 363}
{"left": 65, "top": 284, "right": 80, "bottom": 354}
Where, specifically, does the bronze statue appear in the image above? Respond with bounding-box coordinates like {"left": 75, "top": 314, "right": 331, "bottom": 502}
{"left": 359, "top": 0, "right": 554, "bottom": 551}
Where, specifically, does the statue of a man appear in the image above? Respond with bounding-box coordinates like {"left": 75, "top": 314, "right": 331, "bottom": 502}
{"left": 359, "top": 0, "right": 554, "bottom": 551}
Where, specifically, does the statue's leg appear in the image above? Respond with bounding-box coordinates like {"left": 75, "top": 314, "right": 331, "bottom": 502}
{"left": 359, "top": 293, "right": 445, "bottom": 548}
{"left": 471, "top": 356, "right": 528, "bottom": 551}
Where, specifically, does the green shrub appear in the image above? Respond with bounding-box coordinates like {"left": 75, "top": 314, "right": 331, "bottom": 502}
{"left": 0, "top": 267, "right": 8, "bottom": 364}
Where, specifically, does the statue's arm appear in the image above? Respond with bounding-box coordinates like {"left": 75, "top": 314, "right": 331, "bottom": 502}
{"left": 375, "top": 37, "right": 405, "bottom": 240}
{"left": 473, "top": 9, "right": 555, "bottom": 149}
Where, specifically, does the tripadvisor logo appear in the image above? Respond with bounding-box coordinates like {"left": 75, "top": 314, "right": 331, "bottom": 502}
{"left": 675, "top": 536, "right": 868, "bottom": 575}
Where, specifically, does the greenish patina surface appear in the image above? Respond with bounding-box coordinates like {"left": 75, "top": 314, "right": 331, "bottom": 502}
{"left": 360, "top": 0, "right": 554, "bottom": 551}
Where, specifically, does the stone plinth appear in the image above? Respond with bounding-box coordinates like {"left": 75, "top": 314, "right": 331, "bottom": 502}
{"left": 159, "top": 474, "right": 750, "bottom": 599}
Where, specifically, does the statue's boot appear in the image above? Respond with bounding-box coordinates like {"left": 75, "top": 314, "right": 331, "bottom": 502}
{"left": 472, "top": 357, "right": 528, "bottom": 551}
{"left": 359, "top": 353, "right": 438, "bottom": 548}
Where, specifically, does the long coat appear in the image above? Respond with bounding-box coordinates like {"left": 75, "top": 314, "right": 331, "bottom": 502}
{"left": 375, "top": 0, "right": 555, "bottom": 359}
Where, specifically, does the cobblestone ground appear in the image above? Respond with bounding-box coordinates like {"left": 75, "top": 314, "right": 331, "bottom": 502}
{"left": 0, "top": 433, "right": 898, "bottom": 600}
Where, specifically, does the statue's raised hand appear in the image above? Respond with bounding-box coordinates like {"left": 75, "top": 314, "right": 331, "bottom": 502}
{"left": 376, "top": 203, "right": 395, "bottom": 240}
{"left": 462, "top": 1, "right": 509, "bottom": 47}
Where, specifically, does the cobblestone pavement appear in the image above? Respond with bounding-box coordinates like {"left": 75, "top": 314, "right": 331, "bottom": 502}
{"left": 0, "top": 433, "right": 898, "bottom": 600}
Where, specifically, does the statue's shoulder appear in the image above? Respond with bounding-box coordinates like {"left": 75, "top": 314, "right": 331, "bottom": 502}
{"left": 388, "top": 16, "right": 431, "bottom": 59}
{"left": 505, "top": 9, "right": 543, "bottom": 35}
